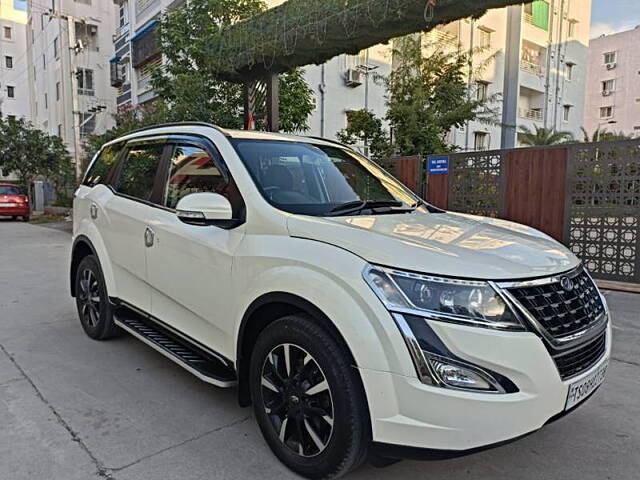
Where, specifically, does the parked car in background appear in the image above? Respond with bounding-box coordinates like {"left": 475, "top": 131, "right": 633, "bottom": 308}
{"left": 70, "top": 123, "right": 611, "bottom": 479}
{"left": 0, "top": 183, "right": 30, "bottom": 221}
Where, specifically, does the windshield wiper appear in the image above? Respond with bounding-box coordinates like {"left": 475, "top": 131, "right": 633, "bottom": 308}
{"left": 327, "top": 200, "right": 412, "bottom": 216}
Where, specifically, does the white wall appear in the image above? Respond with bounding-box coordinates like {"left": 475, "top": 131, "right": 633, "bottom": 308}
{"left": 0, "top": 0, "right": 30, "bottom": 121}
{"left": 584, "top": 27, "right": 640, "bottom": 138}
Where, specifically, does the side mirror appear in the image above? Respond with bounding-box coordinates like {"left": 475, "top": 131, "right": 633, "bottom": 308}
{"left": 175, "top": 193, "right": 234, "bottom": 226}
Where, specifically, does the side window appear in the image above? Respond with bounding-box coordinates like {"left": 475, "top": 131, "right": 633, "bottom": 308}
{"left": 116, "top": 143, "right": 164, "bottom": 201}
{"left": 164, "top": 144, "right": 228, "bottom": 209}
{"left": 83, "top": 143, "right": 123, "bottom": 187}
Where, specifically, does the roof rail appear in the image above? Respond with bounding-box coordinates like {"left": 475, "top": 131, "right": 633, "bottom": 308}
{"left": 126, "top": 122, "right": 230, "bottom": 137}
{"left": 307, "top": 136, "right": 351, "bottom": 149}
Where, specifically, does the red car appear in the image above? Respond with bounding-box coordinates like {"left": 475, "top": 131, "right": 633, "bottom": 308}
{"left": 0, "top": 183, "right": 30, "bottom": 221}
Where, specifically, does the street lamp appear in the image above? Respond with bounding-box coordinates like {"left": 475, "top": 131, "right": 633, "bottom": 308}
{"left": 595, "top": 120, "right": 617, "bottom": 142}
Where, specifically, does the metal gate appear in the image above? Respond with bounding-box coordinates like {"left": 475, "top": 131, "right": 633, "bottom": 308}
{"left": 564, "top": 139, "right": 640, "bottom": 283}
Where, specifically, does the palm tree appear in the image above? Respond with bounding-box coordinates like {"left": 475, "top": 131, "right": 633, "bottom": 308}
{"left": 518, "top": 125, "right": 574, "bottom": 146}
{"left": 580, "top": 126, "right": 633, "bottom": 143}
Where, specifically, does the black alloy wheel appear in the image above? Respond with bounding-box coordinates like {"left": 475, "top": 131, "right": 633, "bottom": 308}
{"left": 74, "top": 255, "right": 120, "bottom": 340}
{"left": 260, "top": 343, "right": 335, "bottom": 457}
{"left": 250, "top": 315, "right": 370, "bottom": 479}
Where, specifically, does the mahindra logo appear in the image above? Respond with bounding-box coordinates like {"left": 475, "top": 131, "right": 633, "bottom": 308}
{"left": 560, "top": 276, "right": 574, "bottom": 292}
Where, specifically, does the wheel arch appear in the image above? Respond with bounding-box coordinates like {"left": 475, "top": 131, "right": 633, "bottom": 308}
{"left": 70, "top": 235, "right": 98, "bottom": 297}
{"left": 236, "top": 292, "right": 359, "bottom": 407}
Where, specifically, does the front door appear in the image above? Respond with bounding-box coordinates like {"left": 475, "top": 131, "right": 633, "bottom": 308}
{"left": 145, "top": 140, "right": 245, "bottom": 358}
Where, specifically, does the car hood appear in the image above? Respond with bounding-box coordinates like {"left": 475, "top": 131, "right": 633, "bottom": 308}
{"left": 287, "top": 211, "right": 579, "bottom": 280}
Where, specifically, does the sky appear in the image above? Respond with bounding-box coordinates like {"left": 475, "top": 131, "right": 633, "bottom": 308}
{"left": 591, "top": 0, "right": 640, "bottom": 38}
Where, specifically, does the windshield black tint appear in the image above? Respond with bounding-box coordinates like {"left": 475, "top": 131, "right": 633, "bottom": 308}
{"left": 232, "top": 140, "right": 419, "bottom": 216}
{"left": 0, "top": 185, "right": 21, "bottom": 195}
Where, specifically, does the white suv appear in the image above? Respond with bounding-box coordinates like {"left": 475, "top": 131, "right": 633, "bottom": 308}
{"left": 71, "top": 123, "right": 611, "bottom": 478}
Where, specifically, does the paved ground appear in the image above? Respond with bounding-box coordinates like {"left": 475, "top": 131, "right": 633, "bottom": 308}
{"left": 1, "top": 219, "right": 638, "bottom": 480}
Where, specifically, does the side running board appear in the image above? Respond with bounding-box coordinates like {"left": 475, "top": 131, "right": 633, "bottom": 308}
{"left": 113, "top": 306, "right": 237, "bottom": 388}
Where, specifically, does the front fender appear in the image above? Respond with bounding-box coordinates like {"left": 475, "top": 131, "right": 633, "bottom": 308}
{"left": 232, "top": 236, "right": 415, "bottom": 377}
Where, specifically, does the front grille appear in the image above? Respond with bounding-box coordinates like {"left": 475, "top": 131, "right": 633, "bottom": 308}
{"left": 552, "top": 332, "right": 607, "bottom": 380}
{"left": 507, "top": 269, "right": 605, "bottom": 339}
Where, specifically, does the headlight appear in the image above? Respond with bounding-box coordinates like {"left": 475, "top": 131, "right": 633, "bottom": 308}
{"left": 364, "top": 265, "right": 523, "bottom": 331}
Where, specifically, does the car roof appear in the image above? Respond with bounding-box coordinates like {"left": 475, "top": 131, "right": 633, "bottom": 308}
{"left": 107, "top": 122, "right": 349, "bottom": 150}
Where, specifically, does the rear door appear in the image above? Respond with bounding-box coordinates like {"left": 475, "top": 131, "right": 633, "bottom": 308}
{"left": 98, "top": 138, "right": 170, "bottom": 312}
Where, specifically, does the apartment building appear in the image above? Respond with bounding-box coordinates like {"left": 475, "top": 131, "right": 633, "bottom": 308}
{"left": 0, "top": 0, "right": 30, "bottom": 121}
{"left": 110, "top": 0, "right": 389, "bottom": 153}
{"left": 436, "top": 0, "right": 592, "bottom": 150}
{"left": 110, "top": 1, "right": 590, "bottom": 152}
{"left": 26, "top": 0, "right": 118, "bottom": 171}
{"left": 584, "top": 26, "right": 640, "bottom": 139}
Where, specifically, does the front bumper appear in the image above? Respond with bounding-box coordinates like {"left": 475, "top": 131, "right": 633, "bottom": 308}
{"left": 361, "top": 319, "right": 612, "bottom": 451}
{"left": 0, "top": 205, "right": 30, "bottom": 216}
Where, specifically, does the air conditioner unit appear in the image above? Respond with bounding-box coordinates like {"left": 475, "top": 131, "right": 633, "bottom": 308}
{"left": 345, "top": 69, "right": 363, "bottom": 88}
{"left": 606, "top": 62, "right": 617, "bottom": 70}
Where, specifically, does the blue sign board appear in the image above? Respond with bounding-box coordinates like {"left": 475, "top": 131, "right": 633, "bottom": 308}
{"left": 428, "top": 155, "right": 449, "bottom": 175}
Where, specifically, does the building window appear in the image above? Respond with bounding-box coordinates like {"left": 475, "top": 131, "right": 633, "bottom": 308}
{"left": 77, "top": 68, "right": 94, "bottom": 95}
{"left": 3, "top": 27, "right": 12, "bottom": 39}
{"left": 634, "top": 127, "right": 640, "bottom": 138}
{"left": 57, "top": 124, "right": 63, "bottom": 138}
{"left": 563, "top": 105, "right": 571, "bottom": 122}
{"left": 79, "top": 112, "right": 96, "bottom": 137}
{"left": 74, "top": 0, "right": 92, "bottom": 4}
{"left": 524, "top": 1, "right": 549, "bottom": 31}
{"left": 75, "top": 22, "right": 99, "bottom": 51}
{"left": 56, "top": 82, "right": 60, "bottom": 101}
{"left": 602, "top": 79, "right": 615, "bottom": 94}
{"left": 5, "top": 56, "right": 12, "bottom": 69}
{"left": 44, "top": 93, "right": 48, "bottom": 109}
{"left": 600, "top": 106, "right": 613, "bottom": 118}
{"left": 478, "top": 28, "right": 492, "bottom": 48}
{"left": 604, "top": 52, "right": 616, "bottom": 64}
{"left": 42, "top": 53, "right": 46, "bottom": 70}
{"left": 7, "top": 85, "right": 14, "bottom": 98}
{"left": 119, "top": 1, "right": 129, "bottom": 29}
{"left": 567, "top": 19, "right": 578, "bottom": 38}
{"left": 54, "top": 37, "right": 59, "bottom": 58}
{"left": 565, "top": 62, "right": 574, "bottom": 80}
{"left": 136, "top": 0, "right": 155, "bottom": 15}
{"left": 476, "top": 81, "right": 489, "bottom": 101}
{"left": 474, "top": 132, "right": 489, "bottom": 151}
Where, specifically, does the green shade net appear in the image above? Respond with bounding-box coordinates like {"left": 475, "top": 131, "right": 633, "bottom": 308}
{"left": 204, "top": 0, "right": 525, "bottom": 82}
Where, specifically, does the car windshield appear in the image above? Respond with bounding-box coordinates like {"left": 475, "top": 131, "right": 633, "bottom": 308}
{"left": 231, "top": 139, "right": 422, "bottom": 216}
{"left": 0, "top": 185, "right": 21, "bottom": 195}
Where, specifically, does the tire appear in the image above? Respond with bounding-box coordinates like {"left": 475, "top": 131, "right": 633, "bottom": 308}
{"left": 11, "top": 216, "right": 17, "bottom": 221}
{"left": 249, "top": 315, "right": 369, "bottom": 479}
{"left": 22, "top": 216, "right": 29, "bottom": 222}
{"left": 74, "top": 255, "right": 120, "bottom": 340}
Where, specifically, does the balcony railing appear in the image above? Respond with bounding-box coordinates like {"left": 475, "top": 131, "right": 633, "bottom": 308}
{"left": 429, "top": 28, "right": 459, "bottom": 46}
{"left": 78, "top": 88, "right": 95, "bottom": 96}
{"left": 114, "top": 24, "right": 130, "bottom": 40}
{"left": 521, "top": 59, "right": 545, "bottom": 75}
{"left": 519, "top": 108, "right": 544, "bottom": 122}
{"left": 524, "top": 12, "right": 534, "bottom": 25}
{"left": 137, "top": 73, "right": 152, "bottom": 93}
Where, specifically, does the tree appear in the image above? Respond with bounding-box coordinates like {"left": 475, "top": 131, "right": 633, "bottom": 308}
{"left": 0, "top": 117, "right": 73, "bottom": 201}
{"left": 151, "top": 0, "right": 314, "bottom": 132}
{"left": 337, "top": 109, "right": 392, "bottom": 159}
{"left": 382, "top": 34, "right": 499, "bottom": 156}
{"left": 518, "top": 125, "right": 574, "bottom": 146}
{"left": 84, "top": 102, "right": 169, "bottom": 161}
{"left": 580, "top": 127, "right": 634, "bottom": 143}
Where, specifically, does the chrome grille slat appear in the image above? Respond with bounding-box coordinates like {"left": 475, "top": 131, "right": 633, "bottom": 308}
{"left": 506, "top": 269, "right": 605, "bottom": 340}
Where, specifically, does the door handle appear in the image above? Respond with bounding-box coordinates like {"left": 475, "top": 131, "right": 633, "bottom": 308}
{"left": 90, "top": 203, "right": 98, "bottom": 220}
{"left": 144, "top": 227, "right": 155, "bottom": 248}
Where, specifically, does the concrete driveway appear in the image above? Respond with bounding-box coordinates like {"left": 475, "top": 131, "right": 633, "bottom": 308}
{"left": 1, "top": 220, "right": 638, "bottom": 480}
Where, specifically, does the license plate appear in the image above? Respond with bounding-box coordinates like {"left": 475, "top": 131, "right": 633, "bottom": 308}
{"left": 0, "top": 203, "right": 16, "bottom": 207}
{"left": 565, "top": 360, "right": 608, "bottom": 410}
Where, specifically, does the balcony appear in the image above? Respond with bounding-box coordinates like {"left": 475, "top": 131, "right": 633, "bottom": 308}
{"left": 519, "top": 108, "right": 544, "bottom": 122}
{"left": 429, "top": 28, "right": 458, "bottom": 47}
{"left": 521, "top": 59, "right": 544, "bottom": 76}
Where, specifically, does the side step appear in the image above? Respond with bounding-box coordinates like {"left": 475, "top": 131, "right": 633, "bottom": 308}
{"left": 113, "top": 306, "right": 237, "bottom": 388}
